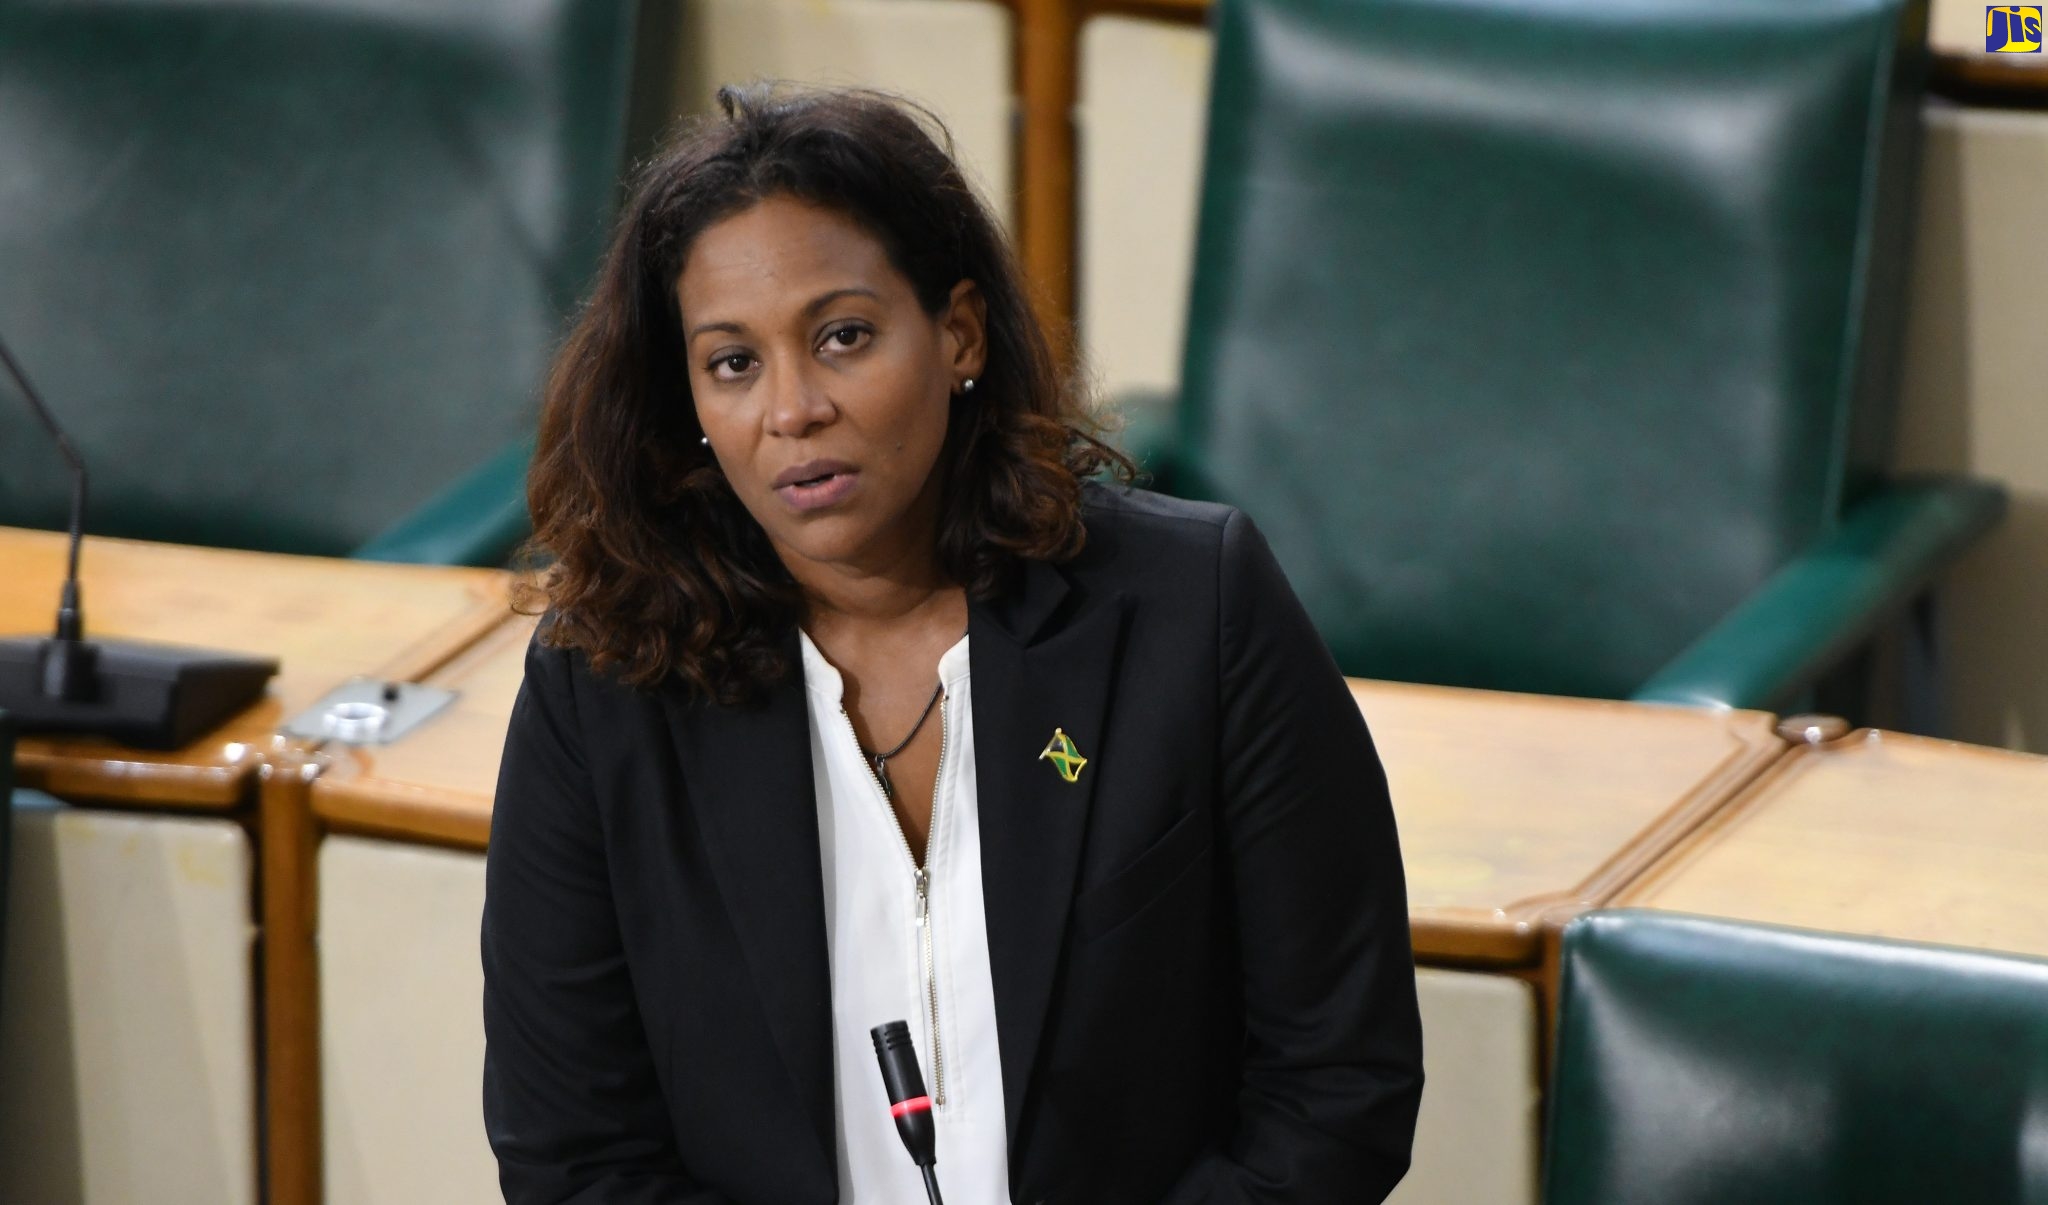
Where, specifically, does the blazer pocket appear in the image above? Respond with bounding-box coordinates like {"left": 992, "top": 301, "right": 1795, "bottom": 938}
{"left": 1072, "top": 808, "right": 1214, "bottom": 941}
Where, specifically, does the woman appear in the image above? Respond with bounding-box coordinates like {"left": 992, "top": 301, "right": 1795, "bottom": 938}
{"left": 483, "top": 85, "right": 1422, "bottom": 1204}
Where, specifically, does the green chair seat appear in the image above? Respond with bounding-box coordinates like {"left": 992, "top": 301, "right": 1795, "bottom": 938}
{"left": 1546, "top": 910, "right": 2048, "bottom": 1204}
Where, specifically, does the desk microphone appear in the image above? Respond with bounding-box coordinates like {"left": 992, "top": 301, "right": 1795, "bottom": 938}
{"left": 0, "top": 332, "right": 276, "bottom": 749}
{"left": 871, "top": 1020, "right": 945, "bottom": 1205}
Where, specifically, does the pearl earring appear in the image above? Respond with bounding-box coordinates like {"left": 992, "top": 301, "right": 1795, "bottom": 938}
{"left": 961, "top": 377, "right": 977, "bottom": 394}
{"left": 700, "top": 436, "right": 710, "bottom": 447}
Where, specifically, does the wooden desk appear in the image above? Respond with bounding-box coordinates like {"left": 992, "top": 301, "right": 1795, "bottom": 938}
{"left": 1354, "top": 679, "right": 1787, "bottom": 968}
{"left": 1, "top": 527, "right": 510, "bottom": 807}
{"left": 1614, "top": 728, "right": 2048, "bottom": 958}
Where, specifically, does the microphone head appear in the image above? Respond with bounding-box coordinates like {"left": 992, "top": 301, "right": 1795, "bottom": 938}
{"left": 869, "top": 1019, "right": 936, "bottom": 1168}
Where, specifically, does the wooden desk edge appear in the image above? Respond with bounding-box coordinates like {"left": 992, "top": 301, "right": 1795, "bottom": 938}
{"left": 14, "top": 748, "right": 254, "bottom": 809}
{"left": 1410, "top": 915, "right": 1543, "bottom": 968}
{"left": 311, "top": 778, "right": 492, "bottom": 852}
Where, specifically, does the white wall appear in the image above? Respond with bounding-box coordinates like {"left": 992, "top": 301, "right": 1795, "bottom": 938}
{"left": 1931, "top": 0, "right": 2012, "bottom": 51}
{"left": 1896, "top": 105, "right": 2048, "bottom": 751}
{"left": 1076, "top": 16, "right": 1214, "bottom": 400}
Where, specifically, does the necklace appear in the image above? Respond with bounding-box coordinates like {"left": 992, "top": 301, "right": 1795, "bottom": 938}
{"left": 860, "top": 680, "right": 944, "bottom": 802}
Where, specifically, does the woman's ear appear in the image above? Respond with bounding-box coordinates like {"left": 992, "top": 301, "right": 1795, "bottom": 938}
{"left": 942, "top": 279, "right": 988, "bottom": 385}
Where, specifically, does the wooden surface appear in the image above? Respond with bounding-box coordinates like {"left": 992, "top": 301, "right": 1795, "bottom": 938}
{"left": 310, "top": 612, "right": 538, "bottom": 849}
{"left": 1354, "top": 680, "right": 1787, "bottom": 967}
{"left": 1614, "top": 728, "right": 2048, "bottom": 958}
{"left": 1, "top": 527, "right": 511, "bottom": 807}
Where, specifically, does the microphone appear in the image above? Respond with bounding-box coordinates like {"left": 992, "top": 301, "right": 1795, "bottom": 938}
{"left": 0, "top": 332, "right": 277, "bottom": 749}
{"left": 870, "top": 1020, "right": 945, "bottom": 1205}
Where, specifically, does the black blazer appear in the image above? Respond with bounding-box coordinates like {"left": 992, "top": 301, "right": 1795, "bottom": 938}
{"left": 482, "top": 485, "right": 1423, "bottom": 1204}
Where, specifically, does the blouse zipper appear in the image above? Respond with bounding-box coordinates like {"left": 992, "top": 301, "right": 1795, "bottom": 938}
{"left": 839, "top": 691, "right": 950, "bottom": 1108}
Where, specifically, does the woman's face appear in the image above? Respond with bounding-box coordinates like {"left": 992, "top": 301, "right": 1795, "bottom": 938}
{"left": 678, "top": 194, "right": 985, "bottom": 584}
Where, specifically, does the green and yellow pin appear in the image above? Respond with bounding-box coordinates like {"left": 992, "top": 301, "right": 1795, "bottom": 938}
{"left": 1038, "top": 727, "right": 1088, "bottom": 783}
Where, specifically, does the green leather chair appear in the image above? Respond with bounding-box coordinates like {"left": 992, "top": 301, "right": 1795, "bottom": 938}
{"left": 0, "top": 0, "right": 640, "bottom": 565}
{"left": 0, "top": 710, "right": 14, "bottom": 993}
{"left": 1130, "top": 0, "right": 2004, "bottom": 712}
{"left": 1545, "top": 910, "right": 2048, "bottom": 1204}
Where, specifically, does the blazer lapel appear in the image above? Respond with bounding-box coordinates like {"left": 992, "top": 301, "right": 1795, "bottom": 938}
{"left": 970, "top": 559, "right": 1131, "bottom": 1152}
{"left": 662, "top": 649, "right": 835, "bottom": 1173}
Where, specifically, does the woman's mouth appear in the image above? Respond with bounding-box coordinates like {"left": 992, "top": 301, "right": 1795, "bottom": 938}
{"left": 774, "top": 468, "right": 859, "bottom": 512}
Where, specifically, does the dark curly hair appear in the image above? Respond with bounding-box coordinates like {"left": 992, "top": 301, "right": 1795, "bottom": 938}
{"left": 520, "top": 84, "right": 1133, "bottom": 703}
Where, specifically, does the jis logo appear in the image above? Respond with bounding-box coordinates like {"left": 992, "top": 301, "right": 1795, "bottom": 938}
{"left": 1986, "top": 6, "right": 2043, "bottom": 52}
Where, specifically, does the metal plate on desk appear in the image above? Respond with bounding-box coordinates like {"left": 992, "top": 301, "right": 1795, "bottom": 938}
{"left": 283, "top": 679, "right": 458, "bottom": 745}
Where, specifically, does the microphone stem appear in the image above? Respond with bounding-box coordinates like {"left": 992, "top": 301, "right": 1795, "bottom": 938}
{"left": 922, "top": 1164, "right": 945, "bottom": 1205}
{"left": 0, "top": 331, "right": 91, "bottom": 635}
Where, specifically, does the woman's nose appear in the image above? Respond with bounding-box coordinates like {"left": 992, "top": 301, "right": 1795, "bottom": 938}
{"left": 764, "top": 360, "right": 834, "bottom": 438}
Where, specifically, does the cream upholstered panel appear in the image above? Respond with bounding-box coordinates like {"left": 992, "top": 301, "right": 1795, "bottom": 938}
{"left": 1388, "top": 968, "right": 1541, "bottom": 1205}
{"left": 0, "top": 803, "right": 256, "bottom": 1205}
{"left": 669, "top": 0, "right": 1015, "bottom": 228}
{"left": 320, "top": 835, "right": 493, "bottom": 1205}
{"left": 1076, "top": 15, "right": 1214, "bottom": 401}
{"left": 1897, "top": 106, "right": 2048, "bottom": 752}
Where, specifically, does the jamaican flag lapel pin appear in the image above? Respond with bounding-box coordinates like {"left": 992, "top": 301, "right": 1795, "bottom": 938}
{"left": 1038, "top": 727, "right": 1088, "bottom": 784}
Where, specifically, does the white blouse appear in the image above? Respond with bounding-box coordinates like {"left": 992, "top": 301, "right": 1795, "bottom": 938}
{"left": 799, "top": 630, "right": 1012, "bottom": 1204}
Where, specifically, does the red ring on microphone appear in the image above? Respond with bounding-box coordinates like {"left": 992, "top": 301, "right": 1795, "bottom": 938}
{"left": 889, "top": 1095, "right": 933, "bottom": 1118}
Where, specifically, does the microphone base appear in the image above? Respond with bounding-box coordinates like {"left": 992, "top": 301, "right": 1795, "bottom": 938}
{"left": 0, "top": 636, "right": 279, "bottom": 750}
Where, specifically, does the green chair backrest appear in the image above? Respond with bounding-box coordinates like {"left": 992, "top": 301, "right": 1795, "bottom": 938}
{"left": 0, "top": 0, "right": 637, "bottom": 556}
{"left": 0, "top": 709, "right": 12, "bottom": 993}
{"left": 1176, "top": 0, "right": 1926, "bottom": 698}
{"left": 1546, "top": 910, "right": 2048, "bottom": 1204}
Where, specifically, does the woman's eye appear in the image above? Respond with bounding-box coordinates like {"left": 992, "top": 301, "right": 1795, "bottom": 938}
{"left": 709, "top": 353, "right": 754, "bottom": 380}
{"left": 821, "top": 325, "right": 870, "bottom": 352}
